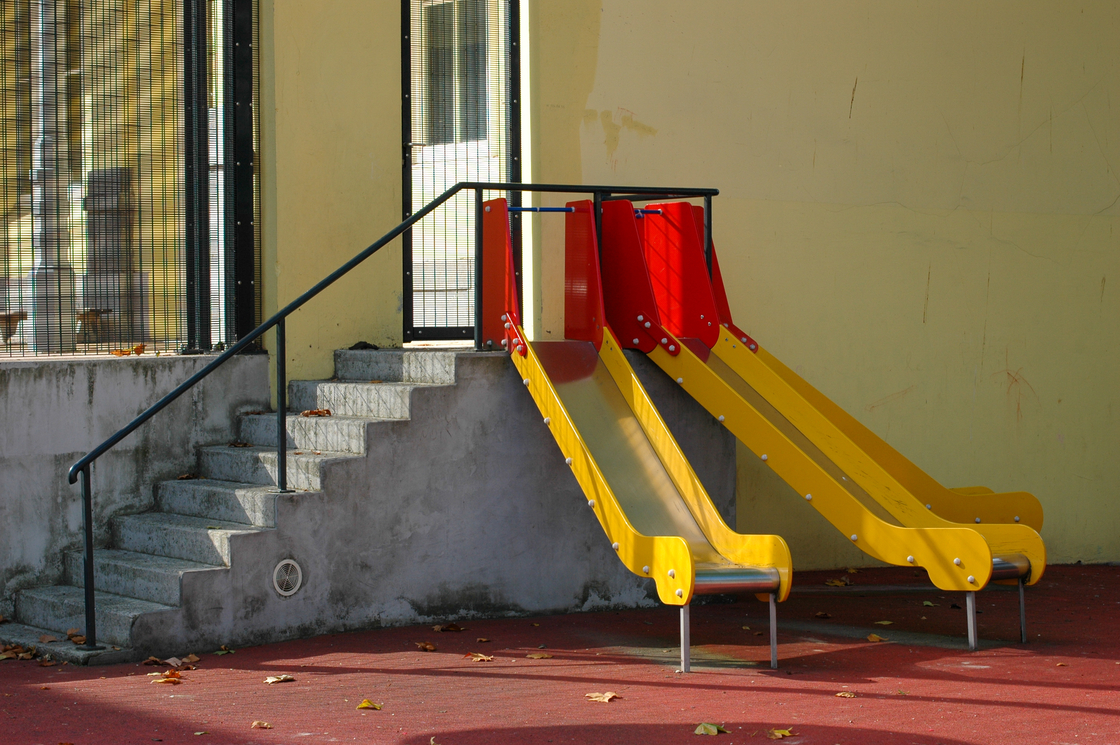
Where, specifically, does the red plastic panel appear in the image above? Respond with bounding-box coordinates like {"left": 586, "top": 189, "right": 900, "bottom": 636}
{"left": 563, "top": 200, "right": 605, "bottom": 350}
{"left": 689, "top": 205, "right": 759, "bottom": 352}
{"left": 481, "top": 198, "right": 523, "bottom": 353}
{"left": 640, "top": 202, "right": 720, "bottom": 348}
{"left": 599, "top": 201, "right": 664, "bottom": 353}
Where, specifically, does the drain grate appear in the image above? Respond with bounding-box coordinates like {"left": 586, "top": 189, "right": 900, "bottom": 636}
{"left": 273, "top": 559, "right": 303, "bottom": 597}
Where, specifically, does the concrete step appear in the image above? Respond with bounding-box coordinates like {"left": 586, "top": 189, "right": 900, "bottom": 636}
{"left": 15, "top": 585, "right": 172, "bottom": 649}
{"left": 334, "top": 348, "right": 458, "bottom": 384}
{"left": 239, "top": 413, "right": 375, "bottom": 454}
{"left": 64, "top": 549, "right": 220, "bottom": 607}
{"left": 112, "top": 512, "right": 265, "bottom": 566}
{"left": 197, "top": 444, "right": 349, "bottom": 491}
{"left": 156, "top": 479, "right": 279, "bottom": 528}
{"left": 288, "top": 380, "right": 429, "bottom": 419}
{"left": 0, "top": 620, "right": 135, "bottom": 666}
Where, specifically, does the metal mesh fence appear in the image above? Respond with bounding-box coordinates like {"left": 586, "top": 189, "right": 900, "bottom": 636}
{"left": 0, "top": 0, "right": 254, "bottom": 356}
{"left": 406, "top": 0, "right": 512, "bottom": 338}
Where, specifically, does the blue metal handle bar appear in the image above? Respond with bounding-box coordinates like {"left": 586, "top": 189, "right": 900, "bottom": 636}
{"left": 507, "top": 206, "right": 575, "bottom": 213}
{"left": 635, "top": 209, "right": 663, "bottom": 215}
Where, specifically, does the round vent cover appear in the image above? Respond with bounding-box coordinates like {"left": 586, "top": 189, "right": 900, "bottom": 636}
{"left": 273, "top": 559, "right": 303, "bottom": 597}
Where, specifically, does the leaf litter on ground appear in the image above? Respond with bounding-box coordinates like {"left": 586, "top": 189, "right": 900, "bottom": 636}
{"left": 356, "top": 700, "right": 383, "bottom": 710}
{"left": 263, "top": 675, "right": 295, "bottom": 685}
{"left": 694, "top": 722, "right": 729, "bottom": 735}
{"left": 465, "top": 653, "right": 493, "bottom": 662}
{"left": 585, "top": 692, "right": 620, "bottom": 703}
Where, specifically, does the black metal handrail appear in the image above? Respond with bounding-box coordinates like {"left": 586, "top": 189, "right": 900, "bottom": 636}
{"left": 65, "top": 181, "right": 719, "bottom": 649}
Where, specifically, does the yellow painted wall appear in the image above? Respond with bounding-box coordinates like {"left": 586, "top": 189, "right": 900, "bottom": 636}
{"left": 528, "top": 1, "right": 1120, "bottom": 565}
{"left": 259, "top": 0, "right": 403, "bottom": 385}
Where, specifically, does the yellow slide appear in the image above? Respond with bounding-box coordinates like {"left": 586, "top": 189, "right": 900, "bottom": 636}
{"left": 599, "top": 199, "right": 1045, "bottom": 648}
{"left": 482, "top": 198, "right": 792, "bottom": 670}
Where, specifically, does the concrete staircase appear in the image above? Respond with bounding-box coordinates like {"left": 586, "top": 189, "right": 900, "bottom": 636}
{"left": 1, "top": 348, "right": 459, "bottom": 664}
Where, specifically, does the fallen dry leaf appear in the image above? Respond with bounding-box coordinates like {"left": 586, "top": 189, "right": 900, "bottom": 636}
{"left": 415, "top": 641, "right": 437, "bottom": 652}
{"left": 66, "top": 628, "right": 80, "bottom": 638}
{"left": 110, "top": 349, "right": 130, "bottom": 357}
{"left": 825, "top": 577, "right": 851, "bottom": 587}
{"left": 17, "top": 652, "right": 33, "bottom": 660}
{"left": 194, "top": 732, "right": 208, "bottom": 736}
{"left": 585, "top": 691, "right": 620, "bottom": 703}
{"left": 228, "top": 441, "right": 251, "bottom": 448}
{"left": 177, "top": 473, "right": 198, "bottom": 480}
{"left": 69, "top": 635, "right": 86, "bottom": 645}
{"left": 874, "top": 621, "right": 893, "bottom": 626}
{"left": 39, "top": 660, "right": 56, "bottom": 667}
{"left": 923, "top": 600, "right": 938, "bottom": 607}
{"left": 466, "top": 653, "right": 494, "bottom": 662}
{"left": 264, "top": 675, "right": 295, "bottom": 684}
{"left": 845, "top": 568, "right": 861, "bottom": 573}
{"left": 214, "top": 645, "right": 235, "bottom": 656}
{"left": 767, "top": 728, "right": 795, "bottom": 740}
{"left": 300, "top": 409, "right": 332, "bottom": 417}
{"left": 741, "top": 626, "right": 751, "bottom": 630}
{"left": 532, "top": 623, "right": 540, "bottom": 627}
{"left": 183, "top": 654, "right": 200, "bottom": 663}
{"left": 526, "top": 652, "right": 553, "bottom": 659}
{"left": 38, "top": 635, "right": 57, "bottom": 644}
{"left": 432, "top": 623, "right": 464, "bottom": 632}
{"left": 163, "top": 657, "right": 183, "bottom": 668}
{"left": 867, "top": 633, "right": 888, "bottom": 643}
{"left": 356, "top": 699, "right": 383, "bottom": 710}
{"left": 151, "top": 677, "right": 181, "bottom": 685}
{"left": 250, "top": 720, "right": 273, "bottom": 729}
{"left": 835, "top": 691, "right": 856, "bottom": 698}
{"left": 143, "top": 656, "right": 164, "bottom": 665}
{"left": 694, "top": 722, "right": 730, "bottom": 735}
{"left": 814, "top": 612, "right": 832, "bottom": 619}
{"left": 476, "top": 637, "right": 491, "bottom": 643}
{"left": 0, "top": 652, "right": 16, "bottom": 661}
{"left": 1057, "top": 662, "right": 1068, "bottom": 667}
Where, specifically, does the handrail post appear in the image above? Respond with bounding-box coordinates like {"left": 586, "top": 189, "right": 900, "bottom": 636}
{"left": 593, "top": 191, "right": 603, "bottom": 250}
{"left": 275, "top": 318, "right": 290, "bottom": 493}
{"left": 78, "top": 467, "right": 103, "bottom": 650}
{"left": 703, "top": 194, "right": 713, "bottom": 277}
{"left": 474, "top": 187, "right": 484, "bottom": 350}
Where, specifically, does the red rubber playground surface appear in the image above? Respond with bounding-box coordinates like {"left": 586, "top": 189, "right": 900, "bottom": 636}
{"left": 1, "top": 564, "right": 1117, "bottom": 745}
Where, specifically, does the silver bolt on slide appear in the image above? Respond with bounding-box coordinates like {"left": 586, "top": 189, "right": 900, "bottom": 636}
{"left": 676, "top": 377, "right": 684, "bottom": 384}
{"left": 642, "top": 566, "right": 650, "bottom": 574}
{"left": 565, "top": 457, "right": 573, "bottom": 465}
{"left": 805, "top": 494, "right": 812, "bottom": 501}
{"left": 907, "top": 555, "right": 915, "bottom": 563}
{"left": 612, "top": 542, "right": 620, "bottom": 551}
{"left": 668, "top": 569, "right": 676, "bottom": 578}
{"left": 587, "top": 500, "right": 595, "bottom": 508}
{"left": 850, "top": 534, "right": 858, "bottom": 541}
{"left": 761, "top": 454, "right": 768, "bottom": 461}
{"left": 954, "top": 558, "right": 962, "bottom": 566}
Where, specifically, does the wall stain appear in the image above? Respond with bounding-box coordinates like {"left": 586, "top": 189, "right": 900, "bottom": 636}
{"left": 864, "top": 384, "right": 916, "bottom": 413}
{"left": 991, "top": 349, "right": 1037, "bottom": 422}
{"left": 585, "top": 108, "right": 658, "bottom": 166}
{"left": 922, "top": 262, "right": 931, "bottom": 323}
{"left": 848, "top": 77, "right": 858, "bottom": 119}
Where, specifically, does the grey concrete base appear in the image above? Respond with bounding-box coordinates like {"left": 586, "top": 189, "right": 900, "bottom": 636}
{"left": 0, "top": 621, "right": 136, "bottom": 665}
{"left": 6, "top": 347, "right": 737, "bottom": 661}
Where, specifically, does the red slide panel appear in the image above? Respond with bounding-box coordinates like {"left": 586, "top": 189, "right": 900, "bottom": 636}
{"left": 687, "top": 205, "right": 759, "bottom": 352}
{"left": 481, "top": 198, "right": 526, "bottom": 354}
{"left": 563, "top": 200, "right": 605, "bottom": 350}
{"left": 639, "top": 202, "right": 720, "bottom": 349}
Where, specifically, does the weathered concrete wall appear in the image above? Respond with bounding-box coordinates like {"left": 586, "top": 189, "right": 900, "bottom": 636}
{"left": 0, "top": 355, "right": 270, "bottom": 617}
{"left": 133, "top": 352, "right": 737, "bottom": 655}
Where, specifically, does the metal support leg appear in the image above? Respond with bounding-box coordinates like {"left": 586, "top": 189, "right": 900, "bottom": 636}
{"left": 966, "top": 591, "right": 978, "bottom": 651}
{"left": 1019, "top": 578, "right": 1027, "bottom": 643}
{"left": 769, "top": 592, "right": 778, "bottom": 669}
{"left": 680, "top": 605, "right": 690, "bottom": 673}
